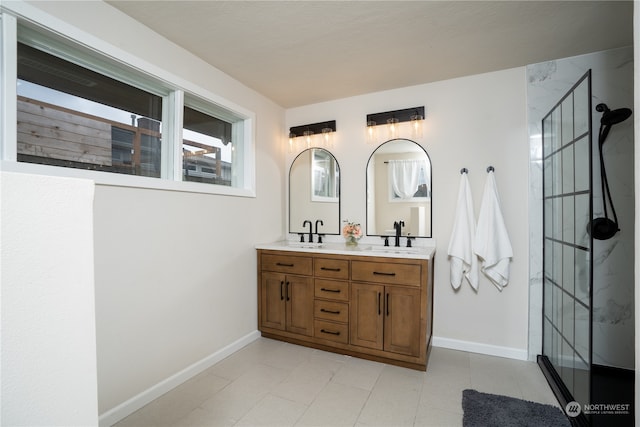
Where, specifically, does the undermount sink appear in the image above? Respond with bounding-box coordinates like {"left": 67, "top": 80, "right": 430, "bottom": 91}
{"left": 286, "top": 241, "right": 324, "bottom": 248}
{"left": 366, "top": 245, "right": 425, "bottom": 255}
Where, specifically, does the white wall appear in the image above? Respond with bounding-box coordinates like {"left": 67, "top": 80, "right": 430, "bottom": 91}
{"left": 10, "top": 1, "right": 286, "bottom": 422}
{"left": 1, "top": 172, "right": 98, "bottom": 426}
{"left": 286, "top": 67, "right": 530, "bottom": 357}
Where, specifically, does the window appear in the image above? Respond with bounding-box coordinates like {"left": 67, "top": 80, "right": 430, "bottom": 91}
{"left": 311, "top": 148, "right": 339, "bottom": 202}
{"left": 182, "top": 103, "right": 238, "bottom": 187}
{"left": 1, "top": 12, "right": 255, "bottom": 196}
{"left": 388, "top": 159, "right": 431, "bottom": 202}
{"left": 17, "top": 42, "right": 165, "bottom": 177}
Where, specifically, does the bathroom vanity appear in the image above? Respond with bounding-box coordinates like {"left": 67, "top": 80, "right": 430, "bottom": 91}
{"left": 256, "top": 242, "right": 435, "bottom": 371}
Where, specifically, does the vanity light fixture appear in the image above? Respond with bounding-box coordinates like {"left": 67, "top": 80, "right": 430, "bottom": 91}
{"left": 366, "top": 106, "right": 425, "bottom": 143}
{"left": 288, "top": 120, "right": 337, "bottom": 152}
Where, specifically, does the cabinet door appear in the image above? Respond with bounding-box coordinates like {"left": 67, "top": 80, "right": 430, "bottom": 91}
{"left": 285, "top": 275, "right": 314, "bottom": 336}
{"left": 261, "top": 272, "right": 286, "bottom": 331}
{"left": 384, "top": 286, "right": 421, "bottom": 357}
{"left": 350, "top": 283, "right": 384, "bottom": 350}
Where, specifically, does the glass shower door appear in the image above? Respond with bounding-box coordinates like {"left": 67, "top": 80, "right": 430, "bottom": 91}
{"left": 540, "top": 70, "right": 592, "bottom": 420}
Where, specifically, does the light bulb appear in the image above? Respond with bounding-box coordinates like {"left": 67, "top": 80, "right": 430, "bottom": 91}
{"left": 387, "top": 118, "right": 399, "bottom": 139}
{"left": 367, "top": 121, "right": 377, "bottom": 144}
{"left": 303, "top": 130, "right": 313, "bottom": 148}
{"left": 410, "top": 114, "right": 423, "bottom": 139}
{"left": 288, "top": 132, "right": 296, "bottom": 153}
{"left": 322, "top": 128, "right": 333, "bottom": 147}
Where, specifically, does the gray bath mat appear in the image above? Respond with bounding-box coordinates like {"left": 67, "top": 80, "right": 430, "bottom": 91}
{"left": 462, "top": 389, "right": 570, "bottom": 427}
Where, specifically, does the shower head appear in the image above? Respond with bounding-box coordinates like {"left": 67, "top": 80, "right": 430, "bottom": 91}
{"left": 591, "top": 102, "right": 632, "bottom": 240}
{"left": 596, "top": 103, "right": 632, "bottom": 126}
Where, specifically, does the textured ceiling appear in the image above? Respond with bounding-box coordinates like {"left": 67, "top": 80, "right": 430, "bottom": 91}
{"left": 107, "top": 1, "right": 633, "bottom": 108}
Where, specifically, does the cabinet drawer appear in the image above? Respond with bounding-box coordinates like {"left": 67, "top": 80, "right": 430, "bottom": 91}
{"left": 314, "top": 320, "right": 349, "bottom": 344}
{"left": 314, "top": 258, "right": 349, "bottom": 279}
{"left": 314, "top": 279, "right": 349, "bottom": 301}
{"left": 352, "top": 261, "right": 421, "bottom": 286}
{"left": 261, "top": 253, "right": 313, "bottom": 275}
{"left": 314, "top": 300, "right": 349, "bottom": 323}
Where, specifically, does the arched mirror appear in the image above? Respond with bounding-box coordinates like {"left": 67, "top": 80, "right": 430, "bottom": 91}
{"left": 289, "top": 148, "right": 340, "bottom": 234}
{"left": 366, "top": 139, "right": 432, "bottom": 238}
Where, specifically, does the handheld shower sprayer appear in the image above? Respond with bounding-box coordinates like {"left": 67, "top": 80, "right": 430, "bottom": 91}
{"left": 588, "top": 103, "right": 632, "bottom": 240}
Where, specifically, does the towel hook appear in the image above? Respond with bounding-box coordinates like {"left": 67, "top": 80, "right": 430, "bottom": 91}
{"left": 486, "top": 166, "right": 495, "bottom": 173}
{"left": 460, "top": 168, "right": 468, "bottom": 174}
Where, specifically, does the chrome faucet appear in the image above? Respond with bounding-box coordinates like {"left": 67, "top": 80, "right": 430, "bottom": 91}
{"left": 393, "top": 220, "right": 404, "bottom": 247}
{"left": 303, "top": 220, "right": 313, "bottom": 243}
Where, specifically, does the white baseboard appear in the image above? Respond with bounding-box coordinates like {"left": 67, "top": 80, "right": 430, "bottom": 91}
{"left": 98, "top": 330, "right": 261, "bottom": 427}
{"left": 432, "top": 336, "right": 529, "bottom": 361}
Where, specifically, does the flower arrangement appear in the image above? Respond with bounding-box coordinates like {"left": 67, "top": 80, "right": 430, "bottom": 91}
{"left": 342, "top": 220, "right": 363, "bottom": 246}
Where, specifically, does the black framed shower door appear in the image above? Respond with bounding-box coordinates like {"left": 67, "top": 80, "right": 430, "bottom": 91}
{"left": 538, "top": 70, "right": 592, "bottom": 427}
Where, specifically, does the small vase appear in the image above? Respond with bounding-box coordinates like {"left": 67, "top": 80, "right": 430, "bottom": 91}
{"left": 345, "top": 236, "right": 358, "bottom": 247}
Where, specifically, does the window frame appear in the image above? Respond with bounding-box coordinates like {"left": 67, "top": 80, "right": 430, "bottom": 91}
{"left": 0, "top": 6, "right": 256, "bottom": 198}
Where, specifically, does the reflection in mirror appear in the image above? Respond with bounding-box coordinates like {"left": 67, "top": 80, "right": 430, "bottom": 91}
{"left": 290, "top": 148, "right": 340, "bottom": 235}
{"left": 366, "top": 139, "right": 432, "bottom": 238}
{"left": 311, "top": 149, "right": 339, "bottom": 202}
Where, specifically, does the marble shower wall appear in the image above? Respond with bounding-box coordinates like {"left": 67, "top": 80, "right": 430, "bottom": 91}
{"left": 527, "top": 47, "right": 634, "bottom": 369}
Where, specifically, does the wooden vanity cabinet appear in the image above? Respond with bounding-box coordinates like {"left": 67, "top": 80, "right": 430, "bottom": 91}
{"left": 259, "top": 253, "right": 314, "bottom": 337}
{"left": 257, "top": 249, "right": 434, "bottom": 371}
{"left": 351, "top": 283, "right": 421, "bottom": 357}
{"left": 351, "top": 260, "right": 423, "bottom": 357}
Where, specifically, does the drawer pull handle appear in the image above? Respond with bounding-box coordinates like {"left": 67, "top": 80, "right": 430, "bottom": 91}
{"left": 320, "top": 329, "right": 340, "bottom": 336}
{"left": 373, "top": 271, "right": 396, "bottom": 276}
{"left": 320, "top": 308, "right": 340, "bottom": 315}
{"left": 320, "top": 288, "right": 341, "bottom": 293}
{"left": 276, "top": 262, "right": 294, "bottom": 267}
{"left": 320, "top": 267, "right": 341, "bottom": 272}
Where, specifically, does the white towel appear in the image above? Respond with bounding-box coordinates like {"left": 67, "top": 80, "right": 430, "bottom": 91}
{"left": 447, "top": 173, "right": 479, "bottom": 290}
{"left": 474, "top": 171, "right": 513, "bottom": 291}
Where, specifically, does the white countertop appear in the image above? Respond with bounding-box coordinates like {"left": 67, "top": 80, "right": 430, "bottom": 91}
{"left": 256, "top": 240, "right": 436, "bottom": 260}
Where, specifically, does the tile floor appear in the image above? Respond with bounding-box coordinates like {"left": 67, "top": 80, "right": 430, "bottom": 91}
{"left": 114, "top": 337, "right": 559, "bottom": 427}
